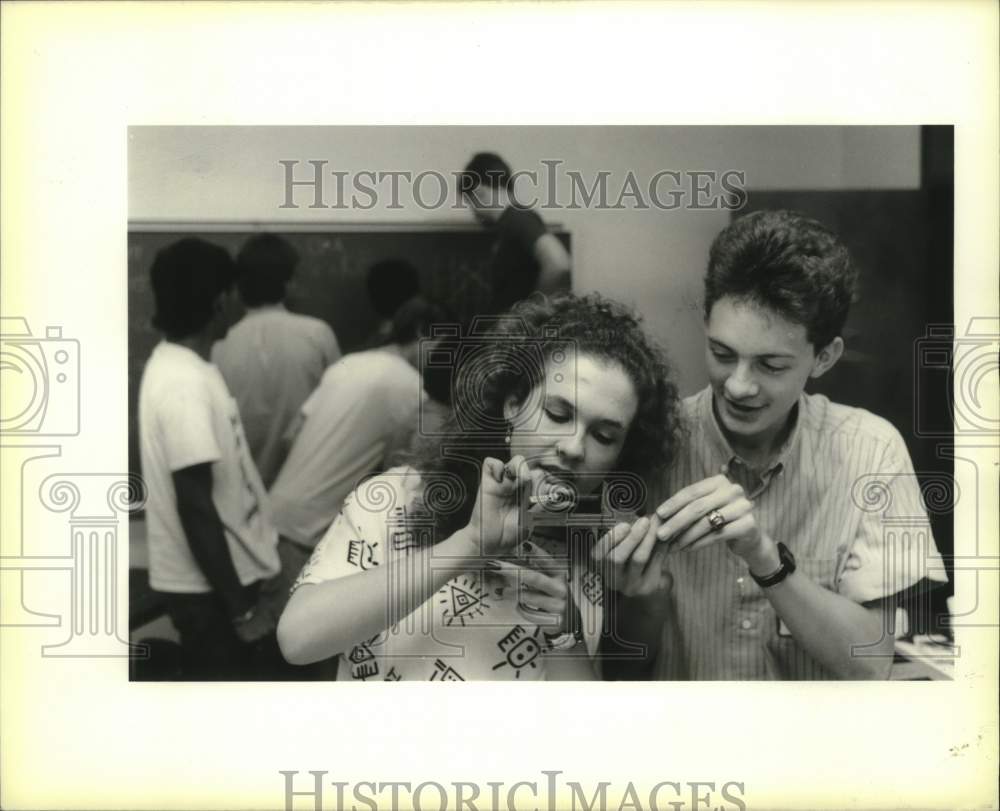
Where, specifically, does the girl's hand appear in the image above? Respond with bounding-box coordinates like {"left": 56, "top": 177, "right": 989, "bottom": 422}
{"left": 489, "top": 544, "right": 570, "bottom": 632}
{"left": 465, "top": 455, "right": 538, "bottom": 558}
{"left": 592, "top": 516, "right": 673, "bottom": 598}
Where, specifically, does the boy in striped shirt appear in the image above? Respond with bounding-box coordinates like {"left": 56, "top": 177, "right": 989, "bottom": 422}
{"left": 598, "top": 210, "right": 946, "bottom": 679}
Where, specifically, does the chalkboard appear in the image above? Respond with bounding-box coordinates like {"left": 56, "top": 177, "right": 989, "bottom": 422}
{"left": 127, "top": 224, "right": 571, "bottom": 475}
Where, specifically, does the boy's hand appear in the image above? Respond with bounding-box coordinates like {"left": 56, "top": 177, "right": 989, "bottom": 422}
{"left": 654, "top": 474, "right": 772, "bottom": 564}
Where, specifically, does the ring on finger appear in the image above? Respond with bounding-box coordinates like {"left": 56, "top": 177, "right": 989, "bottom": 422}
{"left": 517, "top": 586, "right": 543, "bottom": 613}
{"left": 707, "top": 508, "right": 727, "bottom": 531}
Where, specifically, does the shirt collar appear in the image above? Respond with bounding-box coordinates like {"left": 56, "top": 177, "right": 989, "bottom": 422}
{"left": 245, "top": 302, "right": 287, "bottom": 315}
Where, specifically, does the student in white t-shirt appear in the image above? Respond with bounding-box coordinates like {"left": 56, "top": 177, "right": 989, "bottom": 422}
{"left": 212, "top": 234, "right": 340, "bottom": 488}
{"left": 268, "top": 298, "right": 446, "bottom": 558}
{"left": 138, "top": 237, "right": 281, "bottom": 680}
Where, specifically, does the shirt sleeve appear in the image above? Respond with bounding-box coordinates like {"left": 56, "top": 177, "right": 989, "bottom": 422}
{"left": 157, "top": 387, "right": 222, "bottom": 472}
{"left": 299, "top": 386, "right": 320, "bottom": 421}
{"left": 837, "top": 433, "right": 948, "bottom": 604}
{"left": 300, "top": 362, "right": 337, "bottom": 420}
{"left": 320, "top": 324, "right": 341, "bottom": 367}
{"left": 498, "top": 206, "right": 547, "bottom": 251}
{"left": 290, "top": 476, "right": 402, "bottom": 592}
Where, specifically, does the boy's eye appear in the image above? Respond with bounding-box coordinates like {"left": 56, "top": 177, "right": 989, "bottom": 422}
{"left": 593, "top": 431, "right": 617, "bottom": 446}
{"left": 710, "top": 349, "right": 735, "bottom": 362}
{"left": 760, "top": 361, "right": 788, "bottom": 373}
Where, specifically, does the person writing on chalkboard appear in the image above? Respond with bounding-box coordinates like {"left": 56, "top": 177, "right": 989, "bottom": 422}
{"left": 212, "top": 233, "right": 341, "bottom": 489}
{"left": 138, "top": 238, "right": 283, "bottom": 679}
{"left": 459, "top": 152, "right": 572, "bottom": 313}
{"left": 276, "top": 293, "right": 680, "bottom": 681}
{"left": 606, "top": 210, "right": 948, "bottom": 680}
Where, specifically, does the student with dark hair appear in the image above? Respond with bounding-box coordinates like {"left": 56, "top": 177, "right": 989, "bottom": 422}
{"left": 212, "top": 233, "right": 340, "bottom": 488}
{"left": 360, "top": 258, "right": 423, "bottom": 348}
{"left": 139, "top": 238, "right": 281, "bottom": 679}
{"left": 268, "top": 297, "right": 448, "bottom": 558}
{"left": 458, "top": 151, "right": 572, "bottom": 313}
{"left": 612, "top": 210, "right": 946, "bottom": 680}
{"left": 367, "top": 259, "right": 421, "bottom": 319}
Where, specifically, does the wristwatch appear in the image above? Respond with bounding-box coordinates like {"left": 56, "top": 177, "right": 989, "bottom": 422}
{"left": 749, "top": 542, "right": 796, "bottom": 588}
{"left": 544, "top": 628, "right": 584, "bottom": 651}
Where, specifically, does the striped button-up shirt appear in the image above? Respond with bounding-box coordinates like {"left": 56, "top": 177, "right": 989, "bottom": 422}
{"left": 653, "top": 387, "right": 947, "bottom": 680}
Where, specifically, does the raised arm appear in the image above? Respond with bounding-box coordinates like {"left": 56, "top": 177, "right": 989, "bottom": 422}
{"left": 533, "top": 232, "right": 572, "bottom": 293}
{"left": 655, "top": 475, "right": 894, "bottom": 679}
{"left": 276, "top": 456, "right": 537, "bottom": 665}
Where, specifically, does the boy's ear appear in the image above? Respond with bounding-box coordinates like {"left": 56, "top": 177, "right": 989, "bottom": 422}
{"left": 810, "top": 336, "right": 844, "bottom": 379}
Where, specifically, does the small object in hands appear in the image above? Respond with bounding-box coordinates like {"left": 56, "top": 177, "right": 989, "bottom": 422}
{"left": 707, "top": 508, "right": 727, "bottom": 531}
{"left": 528, "top": 485, "right": 575, "bottom": 507}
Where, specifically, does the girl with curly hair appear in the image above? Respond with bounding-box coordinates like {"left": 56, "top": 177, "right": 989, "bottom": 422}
{"left": 277, "top": 293, "right": 679, "bottom": 681}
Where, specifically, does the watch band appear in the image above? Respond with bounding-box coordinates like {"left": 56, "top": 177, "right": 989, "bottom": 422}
{"left": 750, "top": 542, "right": 796, "bottom": 588}
{"left": 543, "top": 628, "right": 584, "bottom": 651}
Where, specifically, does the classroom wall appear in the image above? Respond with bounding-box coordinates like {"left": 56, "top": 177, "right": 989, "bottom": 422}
{"left": 128, "top": 126, "right": 921, "bottom": 393}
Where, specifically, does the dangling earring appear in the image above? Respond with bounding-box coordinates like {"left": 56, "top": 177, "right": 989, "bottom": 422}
{"left": 504, "top": 422, "right": 513, "bottom": 445}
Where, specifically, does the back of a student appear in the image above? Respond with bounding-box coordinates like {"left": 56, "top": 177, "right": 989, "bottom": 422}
{"left": 140, "top": 341, "right": 278, "bottom": 594}
{"left": 269, "top": 348, "right": 424, "bottom": 549}
{"left": 209, "top": 234, "right": 340, "bottom": 488}
{"left": 213, "top": 306, "right": 339, "bottom": 487}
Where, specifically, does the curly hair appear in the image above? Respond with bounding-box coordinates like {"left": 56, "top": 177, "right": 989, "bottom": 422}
{"left": 704, "top": 209, "right": 858, "bottom": 349}
{"left": 406, "top": 292, "right": 681, "bottom": 540}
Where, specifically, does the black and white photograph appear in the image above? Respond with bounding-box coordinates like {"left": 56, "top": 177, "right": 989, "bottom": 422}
{"left": 126, "top": 125, "right": 958, "bottom": 685}
{"left": 2, "top": 3, "right": 997, "bottom": 811}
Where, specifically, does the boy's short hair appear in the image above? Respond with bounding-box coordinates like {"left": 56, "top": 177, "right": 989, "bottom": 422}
{"left": 235, "top": 233, "right": 298, "bottom": 307}
{"left": 704, "top": 209, "right": 858, "bottom": 349}
{"left": 389, "top": 296, "right": 447, "bottom": 346}
{"left": 457, "top": 152, "right": 513, "bottom": 197}
{"left": 366, "top": 259, "right": 421, "bottom": 319}
{"left": 150, "top": 238, "right": 235, "bottom": 340}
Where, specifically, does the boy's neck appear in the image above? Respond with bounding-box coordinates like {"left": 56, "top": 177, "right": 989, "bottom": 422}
{"left": 170, "top": 331, "right": 215, "bottom": 362}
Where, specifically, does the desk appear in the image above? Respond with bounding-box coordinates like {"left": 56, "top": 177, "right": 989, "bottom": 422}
{"left": 891, "top": 637, "right": 956, "bottom": 680}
